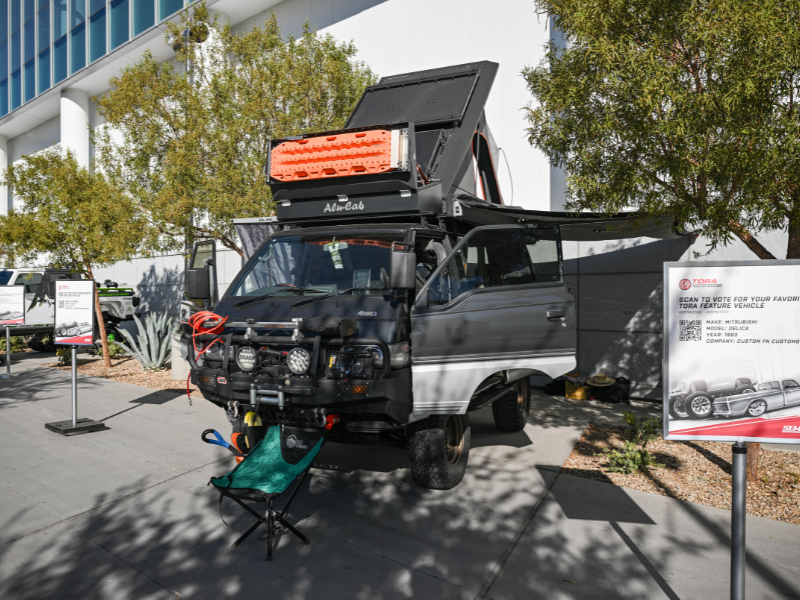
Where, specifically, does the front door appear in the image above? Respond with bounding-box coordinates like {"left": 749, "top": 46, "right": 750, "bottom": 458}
{"left": 410, "top": 225, "right": 576, "bottom": 415}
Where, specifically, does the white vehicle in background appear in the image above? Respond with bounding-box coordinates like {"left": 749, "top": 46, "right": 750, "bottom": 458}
{"left": 0, "top": 268, "right": 140, "bottom": 349}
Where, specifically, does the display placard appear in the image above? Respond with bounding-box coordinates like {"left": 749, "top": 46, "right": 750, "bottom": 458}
{"left": 54, "top": 280, "right": 95, "bottom": 346}
{"left": 664, "top": 260, "right": 800, "bottom": 443}
{"left": 0, "top": 286, "right": 25, "bottom": 325}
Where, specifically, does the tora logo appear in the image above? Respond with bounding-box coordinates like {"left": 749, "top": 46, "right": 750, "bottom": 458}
{"left": 679, "top": 279, "right": 691, "bottom": 290}
{"left": 286, "top": 435, "right": 308, "bottom": 449}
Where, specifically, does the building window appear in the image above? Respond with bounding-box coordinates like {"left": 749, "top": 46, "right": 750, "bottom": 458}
{"left": 11, "top": 29, "right": 19, "bottom": 71}
{"left": 10, "top": 67, "right": 19, "bottom": 108}
{"left": 70, "top": 0, "right": 86, "bottom": 73}
{"left": 89, "top": 6, "right": 105, "bottom": 62}
{"left": 38, "top": 1, "right": 49, "bottom": 53}
{"left": 159, "top": 0, "right": 181, "bottom": 21}
{"left": 0, "top": 41, "right": 6, "bottom": 80}
{"left": 132, "top": 0, "right": 153, "bottom": 36}
{"left": 37, "top": 47, "right": 48, "bottom": 92}
{"left": 53, "top": 32, "right": 65, "bottom": 81}
{"left": 110, "top": 0, "right": 128, "bottom": 50}
{"left": 0, "top": 77, "right": 7, "bottom": 116}
{"left": 53, "top": 0, "right": 65, "bottom": 39}
{"left": 23, "top": 59, "right": 34, "bottom": 101}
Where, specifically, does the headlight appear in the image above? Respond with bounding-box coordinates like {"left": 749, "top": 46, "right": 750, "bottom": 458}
{"left": 236, "top": 346, "right": 258, "bottom": 372}
{"left": 287, "top": 347, "right": 311, "bottom": 374}
{"left": 389, "top": 342, "right": 410, "bottom": 368}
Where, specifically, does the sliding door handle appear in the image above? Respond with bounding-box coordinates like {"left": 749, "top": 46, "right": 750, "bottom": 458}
{"left": 547, "top": 309, "right": 566, "bottom": 321}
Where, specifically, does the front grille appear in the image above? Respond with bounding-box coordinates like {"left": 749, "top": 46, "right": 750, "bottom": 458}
{"left": 338, "top": 383, "right": 368, "bottom": 395}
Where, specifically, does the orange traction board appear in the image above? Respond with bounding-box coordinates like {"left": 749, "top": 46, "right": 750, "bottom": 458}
{"left": 269, "top": 130, "right": 397, "bottom": 182}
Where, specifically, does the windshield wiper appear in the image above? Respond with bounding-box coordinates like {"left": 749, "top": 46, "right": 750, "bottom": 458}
{"left": 233, "top": 287, "right": 326, "bottom": 309}
{"left": 290, "top": 286, "right": 389, "bottom": 309}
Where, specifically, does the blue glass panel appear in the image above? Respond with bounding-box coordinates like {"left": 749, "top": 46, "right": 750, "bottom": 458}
{"left": 89, "top": 7, "right": 104, "bottom": 61}
{"left": 0, "top": 78, "right": 8, "bottom": 116}
{"left": 10, "top": 68, "right": 19, "bottom": 108}
{"left": 23, "top": 59, "right": 33, "bottom": 101}
{"left": 24, "top": 18, "right": 33, "bottom": 62}
{"left": 89, "top": 0, "right": 104, "bottom": 15}
{"left": 159, "top": 0, "right": 181, "bottom": 20}
{"left": 24, "top": 0, "right": 34, "bottom": 21}
{"left": 38, "top": 3, "right": 49, "bottom": 52}
{"left": 11, "top": 29, "right": 19, "bottom": 70}
{"left": 0, "top": 0, "right": 8, "bottom": 41}
{"left": 71, "top": 0, "right": 85, "bottom": 28}
{"left": 54, "top": 0, "right": 66, "bottom": 37}
{"left": 53, "top": 33, "right": 65, "bottom": 81}
{"left": 11, "top": 1, "right": 19, "bottom": 32}
{"left": 132, "top": 0, "right": 153, "bottom": 35}
{"left": 39, "top": 0, "right": 47, "bottom": 8}
{"left": 70, "top": 21, "right": 84, "bottom": 72}
{"left": 37, "top": 47, "right": 48, "bottom": 92}
{"left": 0, "top": 42, "right": 6, "bottom": 79}
{"left": 110, "top": 0, "right": 128, "bottom": 49}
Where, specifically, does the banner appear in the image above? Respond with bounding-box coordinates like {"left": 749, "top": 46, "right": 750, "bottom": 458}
{"left": 0, "top": 285, "right": 24, "bottom": 325}
{"left": 55, "top": 280, "right": 95, "bottom": 346}
{"left": 664, "top": 260, "right": 800, "bottom": 443}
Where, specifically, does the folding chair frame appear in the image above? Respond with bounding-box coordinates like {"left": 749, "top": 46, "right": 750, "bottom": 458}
{"left": 219, "top": 465, "right": 313, "bottom": 561}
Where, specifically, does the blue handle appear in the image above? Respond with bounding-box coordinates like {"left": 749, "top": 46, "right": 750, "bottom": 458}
{"left": 201, "top": 429, "right": 231, "bottom": 450}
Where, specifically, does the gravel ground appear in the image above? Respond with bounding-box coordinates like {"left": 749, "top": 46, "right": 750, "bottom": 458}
{"left": 45, "top": 356, "right": 202, "bottom": 398}
{"left": 563, "top": 423, "right": 800, "bottom": 525}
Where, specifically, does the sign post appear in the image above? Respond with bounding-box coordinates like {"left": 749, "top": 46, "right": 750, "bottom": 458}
{"left": 0, "top": 285, "right": 25, "bottom": 378}
{"left": 44, "top": 279, "right": 104, "bottom": 436}
{"left": 664, "top": 260, "right": 800, "bottom": 600}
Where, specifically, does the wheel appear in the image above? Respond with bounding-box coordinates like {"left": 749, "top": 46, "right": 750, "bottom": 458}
{"left": 407, "top": 413, "right": 471, "bottom": 490}
{"left": 734, "top": 384, "right": 755, "bottom": 396}
{"left": 685, "top": 392, "right": 715, "bottom": 420}
{"left": 669, "top": 396, "right": 689, "bottom": 419}
{"left": 492, "top": 378, "right": 531, "bottom": 431}
{"left": 746, "top": 399, "right": 767, "bottom": 417}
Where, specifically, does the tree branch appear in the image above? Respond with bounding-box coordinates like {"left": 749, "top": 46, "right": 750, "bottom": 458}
{"left": 729, "top": 221, "right": 776, "bottom": 259}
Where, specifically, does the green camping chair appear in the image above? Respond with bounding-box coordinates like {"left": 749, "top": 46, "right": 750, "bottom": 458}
{"left": 207, "top": 425, "right": 324, "bottom": 561}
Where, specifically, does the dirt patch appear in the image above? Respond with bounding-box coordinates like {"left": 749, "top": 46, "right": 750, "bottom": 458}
{"left": 45, "top": 356, "right": 202, "bottom": 398}
{"left": 563, "top": 423, "right": 800, "bottom": 525}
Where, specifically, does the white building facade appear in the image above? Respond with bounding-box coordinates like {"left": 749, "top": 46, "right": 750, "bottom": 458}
{"left": 0, "top": 0, "right": 784, "bottom": 397}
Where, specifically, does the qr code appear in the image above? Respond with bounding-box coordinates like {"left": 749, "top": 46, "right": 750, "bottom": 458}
{"left": 57, "top": 300, "right": 64, "bottom": 309}
{"left": 680, "top": 320, "right": 702, "bottom": 341}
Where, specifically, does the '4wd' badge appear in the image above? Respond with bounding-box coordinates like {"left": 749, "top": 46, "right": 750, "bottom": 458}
{"left": 323, "top": 201, "right": 365, "bottom": 213}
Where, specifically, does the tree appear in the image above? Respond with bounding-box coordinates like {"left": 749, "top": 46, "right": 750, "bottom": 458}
{"left": 0, "top": 150, "right": 151, "bottom": 368}
{"left": 524, "top": 0, "right": 800, "bottom": 260}
{"left": 523, "top": 0, "right": 800, "bottom": 478}
{"left": 93, "top": 4, "right": 376, "bottom": 256}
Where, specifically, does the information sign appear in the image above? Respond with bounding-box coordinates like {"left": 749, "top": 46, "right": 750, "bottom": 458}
{"left": 0, "top": 286, "right": 25, "bottom": 325}
{"left": 54, "top": 280, "right": 95, "bottom": 346}
{"left": 664, "top": 260, "right": 800, "bottom": 443}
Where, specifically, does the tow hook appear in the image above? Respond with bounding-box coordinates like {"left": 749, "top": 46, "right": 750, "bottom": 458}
{"left": 324, "top": 415, "right": 341, "bottom": 430}
{"left": 313, "top": 408, "right": 341, "bottom": 430}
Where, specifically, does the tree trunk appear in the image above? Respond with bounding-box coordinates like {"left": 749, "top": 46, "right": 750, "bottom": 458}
{"left": 746, "top": 442, "right": 761, "bottom": 481}
{"left": 786, "top": 210, "right": 800, "bottom": 259}
{"left": 729, "top": 221, "right": 776, "bottom": 259}
{"left": 85, "top": 265, "right": 111, "bottom": 368}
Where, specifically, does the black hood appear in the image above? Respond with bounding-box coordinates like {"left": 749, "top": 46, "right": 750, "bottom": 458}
{"left": 214, "top": 295, "right": 407, "bottom": 342}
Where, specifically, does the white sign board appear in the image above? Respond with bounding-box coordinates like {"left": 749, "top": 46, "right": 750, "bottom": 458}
{"left": 664, "top": 260, "right": 800, "bottom": 443}
{"left": 55, "top": 280, "right": 95, "bottom": 346}
{"left": 0, "top": 286, "right": 24, "bottom": 325}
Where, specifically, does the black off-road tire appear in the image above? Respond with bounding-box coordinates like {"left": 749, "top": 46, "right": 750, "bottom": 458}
{"left": 669, "top": 396, "right": 689, "bottom": 419}
{"left": 492, "top": 378, "right": 531, "bottom": 432}
{"left": 685, "top": 391, "right": 715, "bottom": 420}
{"left": 407, "top": 413, "right": 471, "bottom": 490}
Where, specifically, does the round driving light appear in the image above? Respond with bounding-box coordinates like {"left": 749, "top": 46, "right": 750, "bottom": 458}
{"left": 287, "top": 347, "right": 311, "bottom": 375}
{"left": 236, "top": 346, "right": 258, "bottom": 372}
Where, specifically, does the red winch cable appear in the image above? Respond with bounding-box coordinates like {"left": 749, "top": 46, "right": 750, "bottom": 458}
{"left": 186, "top": 311, "right": 229, "bottom": 404}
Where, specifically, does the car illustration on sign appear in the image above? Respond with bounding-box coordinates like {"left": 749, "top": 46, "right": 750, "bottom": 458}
{"left": 669, "top": 358, "right": 758, "bottom": 419}
{"left": 713, "top": 379, "right": 800, "bottom": 419}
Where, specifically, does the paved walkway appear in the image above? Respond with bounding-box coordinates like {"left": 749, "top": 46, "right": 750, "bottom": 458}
{"left": 0, "top": 354, "right": 798, "bottom": 599}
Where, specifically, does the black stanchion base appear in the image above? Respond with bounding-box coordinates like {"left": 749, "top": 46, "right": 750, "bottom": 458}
{"left": 45, "top": 418, "right": 106, "bottom": 436}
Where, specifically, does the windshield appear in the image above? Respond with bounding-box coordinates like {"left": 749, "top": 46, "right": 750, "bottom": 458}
{"left": 0, "top": 271, "right": 12, "bottom": 285}
{"left": 229, "top": 232, "right": 403, "bottom": 298}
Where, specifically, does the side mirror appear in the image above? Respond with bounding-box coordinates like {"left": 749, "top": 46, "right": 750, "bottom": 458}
{"left": 186, "top": 268, "right": 211, "bottom": 300}
{"left": 390, "top": 243, "right": 416, "bottom": 290}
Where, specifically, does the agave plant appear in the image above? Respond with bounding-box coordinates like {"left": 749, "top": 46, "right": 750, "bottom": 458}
{"left": 116, "top": 313, "right": 177, "bottom": 372}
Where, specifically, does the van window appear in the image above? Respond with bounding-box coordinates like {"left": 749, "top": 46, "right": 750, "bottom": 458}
{"left": 427, "top": 228, "right": 559, "bottom": 306}
{"left": 0, "top": 270, "right": 12, "bottom": 285}
{"left": 14, "top": 272, "right": 42, "bottom": 294}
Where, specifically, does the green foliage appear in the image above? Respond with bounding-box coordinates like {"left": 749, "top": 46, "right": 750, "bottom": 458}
{"left": 93, "top": 3, "right": 376, "bottom": 255}
{"left": 622, "top": 411, "right": 662, "bottom": 449}
{"left": 57, "top": 347, "right": 72, "bottom": 366}
{"left": 115, "top": 313, "right": 177, "bottom": 372}
{"left": 0, "top": 335, "right": 30, "bottom": 353}
{"left": 525, "top": 0, "right": 800, "bottom": 257}
{"left": 91, "top": 334, "right": 128, "bottom": 359}
{"left": 603, "top": 441, "right": 664, "bottom": 474}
